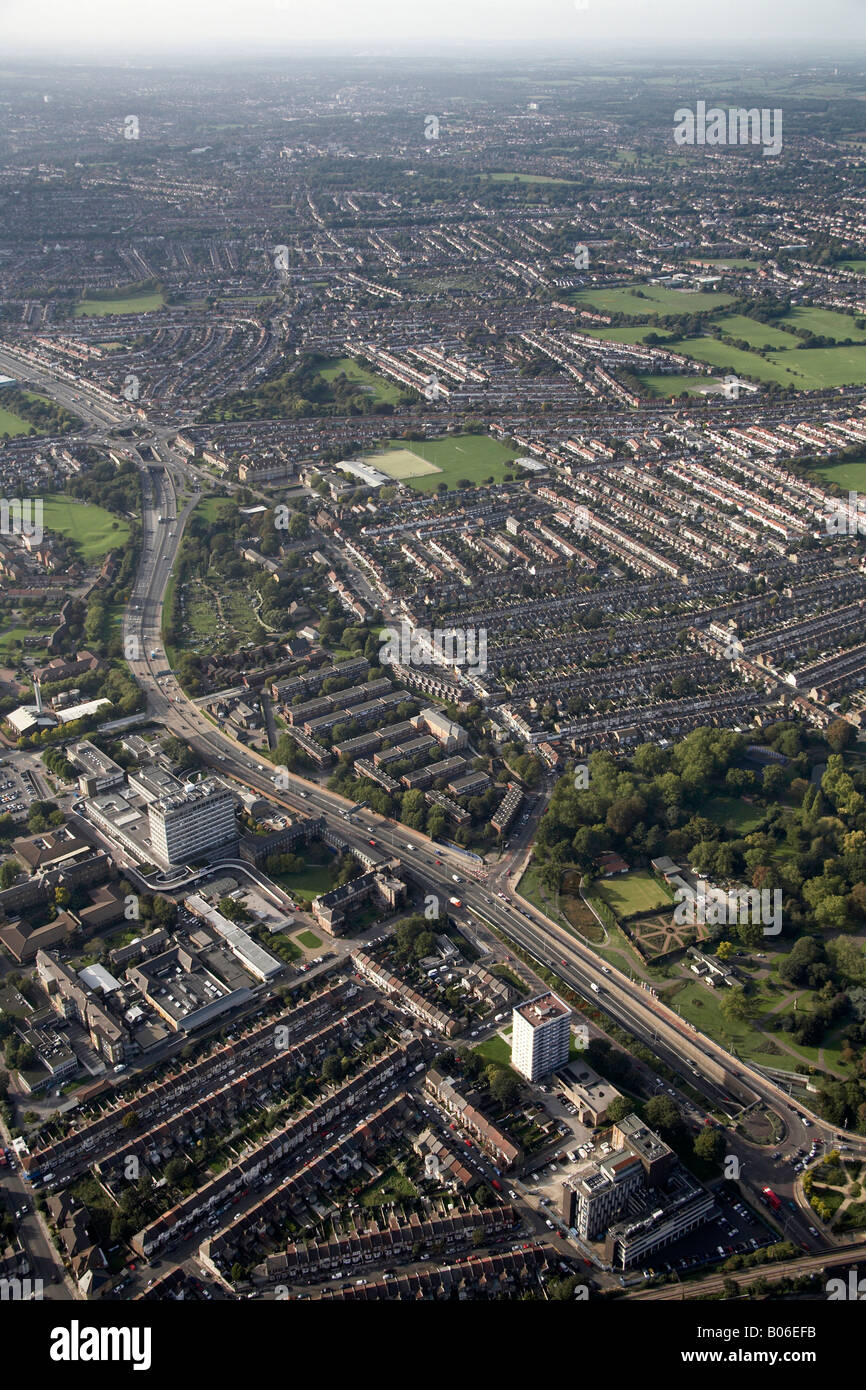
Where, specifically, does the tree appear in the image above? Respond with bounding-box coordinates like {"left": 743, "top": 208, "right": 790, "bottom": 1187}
{"left": 412, "top": 930, "right": 436, "bottom": 959}
{"left": 827, "top": 718, "right": 855, "bottom": 754}
{"left": 606, "top": 1096, "right": 634, "bottom": 1125}
{"left": 0, "top": 859, "right": 18, "bottom": 889}
{"left": 721, "top": 987, "right": 754, "bottom": 1023}
{"left": 164, "top": 1156, "right": 189, "bottom": 1185}
{"left": 762, "top": 765, "right": 786, "bottom": 798}
{"left": 693, "top": 1126, "right": 725, "bottom": 1163}
{"left": 488, "top": 1068, "right": 521, "bottom": 1109}
{"left": 644, "top": 1094, "right": 686, "bottom": 1143}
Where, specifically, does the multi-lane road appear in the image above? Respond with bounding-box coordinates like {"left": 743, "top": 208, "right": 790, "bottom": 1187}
{"left": 5, "top": 342, "right": 866, "bottom": 1269}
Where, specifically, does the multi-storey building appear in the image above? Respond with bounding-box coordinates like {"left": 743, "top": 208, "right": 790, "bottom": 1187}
{"left": 511, "top": 991, "right": 571, "bottom": 1081}
{"left": 147, "top": 779, "right": 238, "bottom": 870}
{"left": 561, "top": 1152, "right": 645, "bottom": 1240}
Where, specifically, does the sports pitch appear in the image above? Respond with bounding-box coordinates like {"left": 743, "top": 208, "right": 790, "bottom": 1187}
{"left": 571, "top": 284, "right": 734, "bottom": 317}
{"left": 74, "top": 292, "right": 165, "bottom": 317}
{"left": 365, "top": 435, "right": 519, "bottom": 492}
{"left": 365, "top": 448, "right": 441, "bottom": 480}
{"left": 816, "top": 459, "right": 866, "bottom": 492}
{"left": 595, "top": 871, "right": 673, "bottom": 917}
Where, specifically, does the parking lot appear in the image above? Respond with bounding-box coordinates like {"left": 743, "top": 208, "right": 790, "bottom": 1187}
{"left": 0, "top": 761, "right": 37, "bottom": 816}
{"left": 628, "top": 1186, "right": 775, "bottom": 1282}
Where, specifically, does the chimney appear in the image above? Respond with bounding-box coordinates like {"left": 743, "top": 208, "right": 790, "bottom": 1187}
{"left": 34, "top": 678, "right": 43, "bottom": 716}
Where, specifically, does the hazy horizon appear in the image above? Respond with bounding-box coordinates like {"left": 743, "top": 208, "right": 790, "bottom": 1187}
{"left": 1, "top": 0, "right": 864, "bottom": 63}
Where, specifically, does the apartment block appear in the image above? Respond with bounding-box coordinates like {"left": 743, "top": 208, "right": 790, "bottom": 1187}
{"left": 511, "top": 991, "right": 571, "bottom": 1081}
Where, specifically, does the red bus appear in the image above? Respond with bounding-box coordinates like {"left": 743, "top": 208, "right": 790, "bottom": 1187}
{"left": 761, "top": 1186, "right": 782, "bottom": 1213}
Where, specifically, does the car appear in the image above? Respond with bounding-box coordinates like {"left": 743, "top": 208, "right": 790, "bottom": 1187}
{"left": 808, "top": 1226, "right": 819, "bottom": 1237}
{"left": 545, "top": 1219, "right": 555, "bottom": 1230}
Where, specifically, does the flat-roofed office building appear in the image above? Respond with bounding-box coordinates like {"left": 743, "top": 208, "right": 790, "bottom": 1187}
{"left": 148, "top": 779, "right": 237, "bottom": 870}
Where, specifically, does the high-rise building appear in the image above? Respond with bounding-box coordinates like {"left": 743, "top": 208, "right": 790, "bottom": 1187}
{"left": 148, "top": 779, "right": 237, "bottom": 869}
{"left": 511, "top": 990, "right": 571, "bottom": 1081}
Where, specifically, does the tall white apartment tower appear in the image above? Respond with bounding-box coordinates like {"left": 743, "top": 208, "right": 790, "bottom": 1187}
{"left": 511, "top": 991, "right": 572, "bottom": 1082}
{"left": 147, "top": 778, "right": 237, "bottom": 870}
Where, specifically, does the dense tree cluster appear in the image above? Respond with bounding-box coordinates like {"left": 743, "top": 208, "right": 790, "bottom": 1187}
{"left": 202, "top": 352, "right": 415, "bottom": 423}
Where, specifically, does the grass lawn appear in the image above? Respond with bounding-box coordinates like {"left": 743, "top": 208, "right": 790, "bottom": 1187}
{"left": 595, "top": 871, "right": 673, "bottom": 917}
{"left": 359, "top": 1167, "right": 418, "bottom": 1207}
{"left": 815, "top": 459, "right": 866, "bottom": 492}
{"left": 516, "top": 862, "right": 558, "bottom": 917}
{"left": 368, "top": 434, "right": 520, "bottom": 493}
{"left": 560, "top": 874, "right": 606, "bottom": 944}
{"left": 195, "top": 497, "right": 236, "bottom": 525}
{"left": 704, "top": 795, "right": 766, "bottom": 833}
{"left": 669, "top": 979, "right": 782, "bottom": 1065}
{"left": 638, "top": 373, "right": 716, "bottom": 397}
{"left": 42, "top": 494, "right": 130, "bottom": 563}
{"left": 776, "top": 306, "right": 866, "bottom": 343}
{"left": 712, "top": 313, "right": 799, "bottom": 349}
{"left": 270, "top": 863, "right": 334, "bottom": 902}
{"left": 364, "top": 447, "right": 441, "bottom": 481}
{"left": 582, "top": 325, "right": 677, "bottom": 345}
{"left": 765, "top": 344, "right": 866, "bottom": 389}
{"left": 473, "top": 1032, "right": 514, "bottom": 1068}
{"left": 74, "top": 291, "right": 165, "bottom": 317}
{"left": 667, "top": 337, "right": 799, "bottom": 386}
{"left": 837, "top": 1202, "right": 866, "bottom": 1231}
{"left": 671, "top": 978, "right": 851, "bottom": 1077}
{"left": 571, "top": 284, "right": 734, "bottom": 317}
{"left": 482, "top": 171, "right": 580, "bottom": 185}
{"left": 0, "top": 389, "right": 71, "bottom": 439}
{"left": 0, "top": 406, "right": 35, "bottom": 437}
{"left": 294, "top": 929, "right": 323, "bottom": 950}
{"left": 839, "top": 260, "right": 866, "bottom": 275}
{"left": 318, "top": 357, "right": 404, "bottom": 406}
{"left": 517, "top": 862, "right": 644, "bottom": 974}
{"left": 0, "top": 626, "right": 49, "bottom": 660}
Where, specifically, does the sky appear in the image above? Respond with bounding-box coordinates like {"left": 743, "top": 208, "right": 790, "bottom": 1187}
{"left": 1, "top": 0, "right": 864, "bottom": 62}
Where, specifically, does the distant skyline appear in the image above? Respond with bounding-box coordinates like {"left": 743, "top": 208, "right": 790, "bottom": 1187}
{"left": 2, "top": 0, "right": 865, "bottom": 62}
